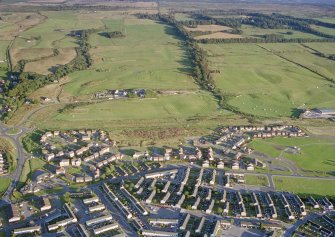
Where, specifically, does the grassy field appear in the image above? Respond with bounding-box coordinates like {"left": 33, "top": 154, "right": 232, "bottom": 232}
{"left": 303, "top": 42, "right": 335, "bottom": 55}
{"left": 0, "top": 40, "right": 9, "bottom": 80}
{"left": 249, "top": 137, "right": 335, "bottom": 174}
{"left": 245, "top": 174, "right": 269, "bottom": 187}
{"left": 0, "top": 177, "right": 10, "bottom": 197}
{"left": 24, "top": 48, "right": 77, "bottom": 75}
{"left": 315, "top": 18, "right": 335, "bottom": 24}
{"left": 262, "top": 43, "right": 335, "bottom": 83}
{"left": 0, "top": 137, "right": 17, "bottom": 173}
{"left": 241, "top": 25, "right": 325, "bottom": 39}
{"left": 201, "top": 43, "right": 335, "bottom": 118}
{"left": 19, "top": 157, "right": 47, "bottom": 188}
{"left": 274, "top": 176, "right": 335, "bottom": 196}
{"left": 30, "top": 92, "right": 227, "bottom": 125}
{"left": 311, "top": 25, "right": 335, "bottom": 36}
{"left": 63, "top": 17, "right": 196, "bottom": 97}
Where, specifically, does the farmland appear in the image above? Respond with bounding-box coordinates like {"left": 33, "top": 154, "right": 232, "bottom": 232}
{"left": 303, "top": 42, "right": 335, "bottom": 55}
{"left": 241, "top": 25, "right": 326, "bottom": 39}
{"left": 274, "top": 176, "right": 335, "bottom": 196}
{"left": 0, "top": 40, "right": 9, "bottom": 80}
{"left": 201, "top": 43, "right": 335, "bottom": 118}
{"left": 63, "top": 16, "right": 197, "bottom": 98}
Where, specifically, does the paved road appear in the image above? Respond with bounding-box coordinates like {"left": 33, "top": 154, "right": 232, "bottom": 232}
{"left": 0, "top": 122, "right": 31, "bottom": 204}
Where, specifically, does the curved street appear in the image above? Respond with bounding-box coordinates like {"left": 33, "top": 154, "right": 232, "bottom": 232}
{"left": 0, "top": 121, "right": 31, "bottom": 204}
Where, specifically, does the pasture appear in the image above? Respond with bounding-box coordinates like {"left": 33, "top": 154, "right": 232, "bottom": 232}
{"left": 0, "top": 40, "right": 9, "bottom": 79}
{"left": 64, "top": 17, "right": 197, "bottom": 97}
{"left": 184, "top": 25, "right": 232, "bottom": 32}
{"left": 311, "top": 25, "right": 335, "bottom": 36}
{"left": 241, "top": 25, "right": 326, "bottom": 39}
{"left": 274, "top": 176, "right": 335, "bottom": 196}
{"left": 201, "top": 43, "right": 335, "bottom": 118}
{"left": 262, "top": 43, "right": 335, "bottom": 82}
{"left": 249, "top": 137, "right": 335, "bottom": 175}
{"left": 303, "top": 42, "right": 335, "bottom": 55}
{"left": 195, "top": 32, "right": 243, "bottom": 39}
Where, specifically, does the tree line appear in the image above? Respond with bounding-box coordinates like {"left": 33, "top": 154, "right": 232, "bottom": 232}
{"left": 196, "top": 36, "right": 335, "bottom": 44}
{"left": 175, "top": 12, "right": 335, "bottom": 43}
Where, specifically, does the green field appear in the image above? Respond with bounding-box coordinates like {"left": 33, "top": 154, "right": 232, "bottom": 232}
{"left": 303, "top": 42, "right": 335, "bottom": 55}
{"left": 31, "top": 92, "right": 227, "bottom": 128}
{"left": 19, "top": 158, "right": 47, "bottom": 188}
{"left": 13, "top": 11, "right": 104, "bottom": 49}
{"left": 245, "top": 174, "right": 269, "bottom": 187}
{"left": 315, "top": 18, "right": 335, "bottom": 24}
{"left": 262, "top": 43, "right": 335, "bottom": 82}
{"left": 64, "top": 17, "right": 196, "bottom": 97}
{"left": 0, "top": 177, "right": 10, "bottom": 197}
{"left": 0, "top": 40, "right": 9, "bottom": 79}
{"left": 311, "top": 25, "right": 335, "bottom": 36}
{"left": 274, "top": 176, "right": 335, "bottom": 196}
{"left": 0, "top": 137, "right": 17, "bottom": 173}
{"left": 201, "top": 43, "right": 335, "bottom": 118}
{"left": 249, "top": 137, "right": 335, "bottom": 174}
{"left": 241, "top": 24, "right": 324, "bottom": 39}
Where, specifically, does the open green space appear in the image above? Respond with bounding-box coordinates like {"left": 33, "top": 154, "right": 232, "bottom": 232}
{"left": 42, "top": 92, "right": 223, "bottom": 123}
{"left": 0, "top": 40, "right": 9, "bottom": 80}
{"left": 311, "top": 25, "right": 335, "bottom": 36}
{"left": 245, "top": 174, "right": 269, "bottom": 187}
{"left": 262, "top": 43, "right": 335, "bottom": 82}
{"left": 314, "top": 18, "right": 335, "bottom": 24}
{"left": 13, "top": 11, "right": 104, "bottom": 49}
{"left": 0, "top": 177, "right": 10, "bottom": 197}
{"left": 274, "top": 176, "right": 335, "bottom": 196}
{"left": 19, "top": 157, "right": 47, "bottom": 188}
{"left": 241, "top": 24, "right": 324, "bottom": 39}
{"left": 303, "top": 42, "right": 335, "bottom": 55}
{"left": 201, "top": 43, "right": 335, "bottom": 118}
{"left": 0, "top": 137, "right": 17, "bottom": 173}
{"left": 64, "top": 17, "right": 196, "bottom": 97}
{"left": 249, "top": 137, "right": 335, "bottom": 174}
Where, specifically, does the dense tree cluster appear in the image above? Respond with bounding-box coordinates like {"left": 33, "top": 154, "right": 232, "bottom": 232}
{"left": 102, "top": 31, "right": 125, "bottom": 39}
{"left": 242, "top": 13, "right": 335, "bottom": 39}
{"left": 197, "top": 37, "right": 335, "bottom": 44}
